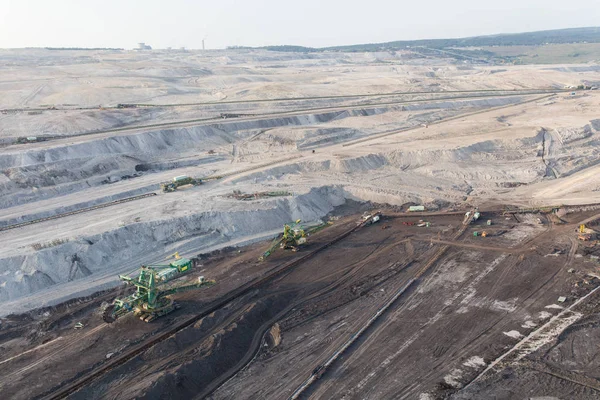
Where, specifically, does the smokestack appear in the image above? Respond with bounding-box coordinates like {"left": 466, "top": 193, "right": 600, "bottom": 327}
{"left": 202, "top": 39, "right": 205, "bottom": 50}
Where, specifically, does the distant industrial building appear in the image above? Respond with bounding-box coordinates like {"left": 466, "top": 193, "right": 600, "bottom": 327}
{"left": 137, "top": 42, "right": 152, "bottom": 50}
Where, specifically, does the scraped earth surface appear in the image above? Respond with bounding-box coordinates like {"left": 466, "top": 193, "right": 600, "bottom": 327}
{"left": 3, "top": 209, "right": 600, "bottom": 399}
{"left": 2, "top": 48, "right": 600, "bottom": 399}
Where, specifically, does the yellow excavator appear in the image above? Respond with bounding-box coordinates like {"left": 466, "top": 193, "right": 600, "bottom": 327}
{"left": 578, "top": 224, "right": 593, "bottom": 241}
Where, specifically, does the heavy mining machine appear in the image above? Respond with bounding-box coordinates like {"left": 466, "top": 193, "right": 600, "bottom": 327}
{"left": 259, "top": 219, "right": 332, "bottom": 261}
{"left": 228, "top": 190, "right": 292, "bottom": 201}
{"left": 577, "top": 224, "right": 596, "bottom": 241}
{"left": 463, "top": 209, "right": 481, "bottom": 225}
{"left": 160, "top": 175, "right": 202, "bottom": 192}
{"left": 362, "top": 211, "right": 381, "bottom": 224}
{"left": 160, "top": 175, "right": 222, "bottom": 193}
{"left": 102, "top": 258, "right": 215, "bottom": 323}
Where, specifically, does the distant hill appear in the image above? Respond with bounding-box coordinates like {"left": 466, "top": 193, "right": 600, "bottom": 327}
{"left": 260, "top": 45, "right": 316, "bottom": 53}
{"left": 259, "top": 27, "right": 600, "bottom": 53}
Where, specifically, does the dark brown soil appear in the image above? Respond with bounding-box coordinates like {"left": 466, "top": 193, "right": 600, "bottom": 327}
{"left": 3, "top": 208, "right": 600, "bottom": 400}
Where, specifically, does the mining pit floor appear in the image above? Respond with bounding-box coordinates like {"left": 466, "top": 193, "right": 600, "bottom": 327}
{"left": 2, "top": 207, "right": 600, "bottom": 399}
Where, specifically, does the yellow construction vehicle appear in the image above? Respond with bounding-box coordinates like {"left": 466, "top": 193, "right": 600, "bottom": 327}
{"left": 578, "top": 224, "right": 596, "bottom": 241}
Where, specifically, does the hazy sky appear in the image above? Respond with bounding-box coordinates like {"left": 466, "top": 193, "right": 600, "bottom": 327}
{"left": 1, "top": 0, "right": 599, "bottom": 49}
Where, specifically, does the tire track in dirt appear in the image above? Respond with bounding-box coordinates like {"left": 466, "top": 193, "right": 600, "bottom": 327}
{"left": 300, "top": 219, "right": 472, "bottom": 398}
{"left": 464, "top": 285, "right": 600, "bottom": 390}
{"left": 0, "top": 324, "right": 106, "bottom": 387}
{"left": 308, "top": 214, "right": 562, "bottom": 398}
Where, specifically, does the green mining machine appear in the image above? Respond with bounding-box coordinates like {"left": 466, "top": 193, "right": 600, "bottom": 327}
{"left": 160, "top": 175, "right": 202, "bottom": 192}
{"left": 259, "top": 219, "right": 332, "bottom": 261}
{"left": 102, "top": 256, "right": 215, "bottom": 323}
{"left": 160, "top": 175, "right": 221, "bottom": 193}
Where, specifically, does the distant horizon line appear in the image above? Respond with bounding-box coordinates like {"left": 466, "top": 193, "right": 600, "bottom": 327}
{"left": 1, "top": 25, "right": 599, "bottom": 51}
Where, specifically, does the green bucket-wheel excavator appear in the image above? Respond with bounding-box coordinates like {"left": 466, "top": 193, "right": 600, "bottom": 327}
{"left": 102, "top": 256, "right": 215, "bottom": 323}
{"left": 259, "top": 219, "right": 332, "bottom": 261}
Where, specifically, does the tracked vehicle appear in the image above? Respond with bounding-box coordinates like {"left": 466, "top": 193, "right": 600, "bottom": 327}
{"left": 102, "top": 257, "right": 215, "bottom": 323}
{"left": 259, "top": 219, "right": 333, "bottom": 261}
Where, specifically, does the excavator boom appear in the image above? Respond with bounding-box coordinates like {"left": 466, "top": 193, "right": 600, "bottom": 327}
{"left": 260, "top": 236, "right": 284, "bottom": 261}
{"left": 159, "top": 278, "right": 216, "bottom": 297}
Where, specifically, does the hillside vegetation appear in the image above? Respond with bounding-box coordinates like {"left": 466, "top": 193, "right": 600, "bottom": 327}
{"left": 251, "top": 27, "right": 600, "bottom": 64}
